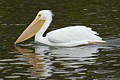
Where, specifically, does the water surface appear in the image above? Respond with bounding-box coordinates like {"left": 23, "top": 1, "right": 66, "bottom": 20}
{"left": 0, "top": 0, "right": 120, "bottom": 80}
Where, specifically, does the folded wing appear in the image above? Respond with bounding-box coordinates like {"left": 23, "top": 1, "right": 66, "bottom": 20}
{"left": 46, "top": 26, "right": 103, "bottom": 43}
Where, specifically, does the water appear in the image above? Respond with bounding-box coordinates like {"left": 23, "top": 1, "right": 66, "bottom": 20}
{"left": 0, "top": 0, "right": 120, "bottom": 80}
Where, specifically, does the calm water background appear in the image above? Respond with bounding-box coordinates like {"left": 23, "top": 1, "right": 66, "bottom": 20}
{"left": 0, "top": 0, "right": 120, "bottom": 80}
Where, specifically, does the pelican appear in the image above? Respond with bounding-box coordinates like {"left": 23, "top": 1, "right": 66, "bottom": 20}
{"left": 15, "top": 10, "right": 105, "bottom": 47}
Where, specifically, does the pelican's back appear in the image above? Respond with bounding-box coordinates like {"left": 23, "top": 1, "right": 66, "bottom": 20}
{"left": 46, "top": 26, "right": 103, "bottom": 43}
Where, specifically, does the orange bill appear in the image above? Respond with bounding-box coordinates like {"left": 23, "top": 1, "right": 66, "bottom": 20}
{"left": 15, "top": 17, "right": 45, "bottom": 44}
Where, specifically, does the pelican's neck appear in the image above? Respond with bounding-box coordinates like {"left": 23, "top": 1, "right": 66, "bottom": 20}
{"left": 35, "top": 18, "right": 52, "bottom": 38}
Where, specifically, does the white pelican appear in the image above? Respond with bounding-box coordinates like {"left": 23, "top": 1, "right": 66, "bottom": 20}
{"left": 15, "top": 10, "right": 105, "bottom": 47}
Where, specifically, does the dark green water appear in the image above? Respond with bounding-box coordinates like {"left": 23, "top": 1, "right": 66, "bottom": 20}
{"left": 0, "top": 0, "right": 120, "bottom": 80}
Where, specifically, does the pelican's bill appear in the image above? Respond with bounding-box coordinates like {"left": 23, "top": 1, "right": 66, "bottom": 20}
{"left": 15, "top": 17, "right": 45, "bottom": 44}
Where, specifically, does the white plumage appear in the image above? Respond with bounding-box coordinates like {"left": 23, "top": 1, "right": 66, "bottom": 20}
{"left": 34, "top": 10, "right": 106, "bottom": 47}
{"left": 15, "top": 10, "right": 106, "bottom": 47}
{"left": 47, "top": 26, "right": 101, "bottom": 43}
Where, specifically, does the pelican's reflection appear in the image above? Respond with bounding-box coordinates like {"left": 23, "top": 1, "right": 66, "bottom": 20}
{"left": 15, "top": 46, "right": 51, "bottom": 77}
{"left": 35, "top": 45, "right": 101, "bottom": 61}
{"left": 15, "top": 45, "right": 104, "bottom": 78}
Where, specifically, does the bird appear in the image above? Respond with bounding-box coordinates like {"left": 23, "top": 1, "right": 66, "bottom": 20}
{"left": 15, "top": 10, "right": 106, "bottom": 47}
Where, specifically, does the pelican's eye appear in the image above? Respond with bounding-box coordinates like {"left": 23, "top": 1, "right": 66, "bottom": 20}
{"left": 38, "top": 15, "right": 41, "bottom": 18}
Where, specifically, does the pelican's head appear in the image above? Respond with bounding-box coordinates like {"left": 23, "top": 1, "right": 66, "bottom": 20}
{"left": 15, "top": 10, "right": 53, "bottom": 44}
{"left": 37, "top": 10, "right": 53, "bottom": 20}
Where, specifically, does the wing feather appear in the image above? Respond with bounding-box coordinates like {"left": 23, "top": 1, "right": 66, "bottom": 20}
{"left": 46, "top": 26, "right": 102, "bottom": 43}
